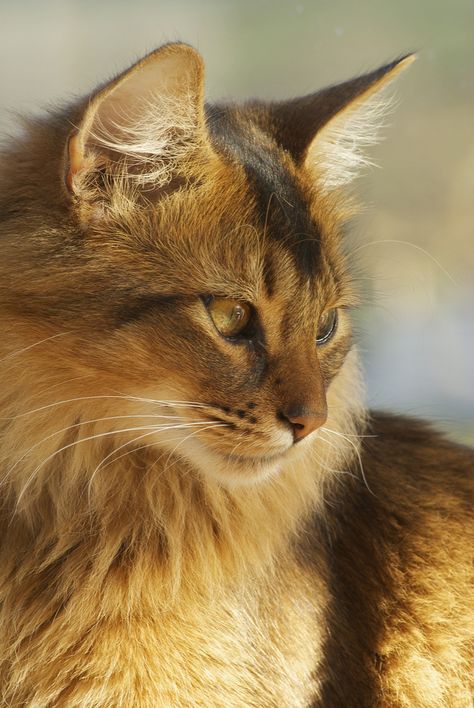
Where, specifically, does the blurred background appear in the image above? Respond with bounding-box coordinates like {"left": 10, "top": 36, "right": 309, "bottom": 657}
{"left": 1, "top": 0, "right": 473, "bottom": 443}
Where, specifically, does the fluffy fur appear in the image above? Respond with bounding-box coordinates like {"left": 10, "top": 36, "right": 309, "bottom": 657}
{"left": 0, "top": 44, "right": 472, "bottom": 706}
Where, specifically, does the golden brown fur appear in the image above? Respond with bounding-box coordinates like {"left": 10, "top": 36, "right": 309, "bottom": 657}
{"left": 0, "top": 44, "right": 472, "bottom": 706}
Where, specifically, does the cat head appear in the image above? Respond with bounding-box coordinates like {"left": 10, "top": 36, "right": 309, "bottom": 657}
{"left": 0, "top": 44, "right": 413, "bottom": 490}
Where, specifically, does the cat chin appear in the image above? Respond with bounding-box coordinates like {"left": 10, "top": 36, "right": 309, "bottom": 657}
{"left": 176, "top": 438, "right": 289, "bottom": 488}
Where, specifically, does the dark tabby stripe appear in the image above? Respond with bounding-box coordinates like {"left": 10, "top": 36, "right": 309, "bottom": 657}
{"left": 207, "top": 105, "right": 322, "bottom": 278}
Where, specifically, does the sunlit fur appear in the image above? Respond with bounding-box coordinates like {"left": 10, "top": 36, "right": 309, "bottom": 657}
{"left": 306, "top": 57, "right": 414, "bottom": 190}
{"left": 0, "top": 44, "right": 472, "bottom": 706}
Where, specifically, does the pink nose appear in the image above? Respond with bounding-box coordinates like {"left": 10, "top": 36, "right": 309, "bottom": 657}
{"left": 280, "top": 404, "right": 327, "bottom": 442}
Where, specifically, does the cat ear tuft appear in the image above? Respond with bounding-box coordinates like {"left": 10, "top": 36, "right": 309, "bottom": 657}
{"left": 65, "top": 43, "right": 207, "bottom": 200}
{"left": 270, "top": 54, "right": 415, "bottom": 190}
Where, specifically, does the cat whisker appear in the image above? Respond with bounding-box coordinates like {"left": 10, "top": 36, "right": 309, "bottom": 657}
{"left": 90, "top": 420, "right": 222, "bottom": 484}
{"left": 150, "top": 423, "right": 228, "bottom": 478}
{"left": 34, "top": 374, "right": 96, "bottom": 396}
{"left": 86, "top": 439, "right": 165, "bottom": 481}
{"left": 320, "top": 426, "right": 374, "bottom": 496}
{"left": 316, "top": 431, "right": 360, "bottom": 480}
{"left": 321, "top": 430, "right": 377, "bottom": 439}
{"left": 87, "top": 430, "right": 161, "bottom": 502}
{"left": 13, "top": 425, "right": 161, "bottom": 509}
{"left": 347, "top": 239, "right": 458, "bottom": 286}
{"left": 227, "top": 434, "right": 248, "bottom": 459}
{"left": 2, "top": 413, "right": 189, "bottom": 477}
{"left": 158, "top": 423, "right": 227, "bottom": 474}
{"left": 13, "top": 422, "right": 222, "bottom": 509}
{"left": 262, "top": 192, "right": 276, "bottom": 243}
{"left": 1, "top": 395, "right": 207, "bottom": 421}
{"left": 86, "top": 427, "right": 198, "bottom": 503}
{"left": 220, "top": 432, "right": 249, "bottom": 471}
{"left": 117, "top": 393, "right": 208, "bottom": 409}
{"left": 0, "top": 332, "right": 70, "bottom": 364}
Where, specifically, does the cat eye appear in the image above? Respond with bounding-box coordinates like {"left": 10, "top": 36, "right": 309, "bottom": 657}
{"left": 205, "top": 297, "right": 253, "bottom": 339}
{"left": 316, "top": 308, "right": 338, "bottom": 345}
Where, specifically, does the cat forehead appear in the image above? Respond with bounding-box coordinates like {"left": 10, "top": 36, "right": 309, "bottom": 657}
{"left": 85, "top": 103, "right": 335, "bottom": 302}
{"left": 205, "top": 104, "right": 322, "bottom": 281}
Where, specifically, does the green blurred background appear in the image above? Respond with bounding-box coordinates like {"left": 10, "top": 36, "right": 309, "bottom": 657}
{"left": 1, "top": 0, "right": 473, "bottom": 443}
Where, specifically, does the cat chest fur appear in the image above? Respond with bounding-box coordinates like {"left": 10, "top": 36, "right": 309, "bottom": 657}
{"left": 108, "top": 576, "right": 321, "bottom": 706}
{"left": 16, "top": 557, "right": 325, "bottom": 707}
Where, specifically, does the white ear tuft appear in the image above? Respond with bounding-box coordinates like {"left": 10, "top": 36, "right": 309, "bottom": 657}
{"left": 308, "top": 90, "right": 396, "bottom": 190}
{"left": 67, "top": 43, "right": 207, "bottom": 196}
{"left": 88, "top": 91, "right": 199, "bottom": 186}
{"left": 303, "top": 54, "right": 415, "bottom": 191}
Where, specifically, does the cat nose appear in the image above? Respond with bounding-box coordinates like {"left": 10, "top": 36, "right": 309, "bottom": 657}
{"left": 281, "top": 405, "right": 327, "bottom": 442}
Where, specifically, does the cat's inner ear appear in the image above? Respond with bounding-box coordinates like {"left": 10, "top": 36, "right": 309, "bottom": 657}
{"left": 270, "top": 54, "right": 415, "bottom": 190}
{"left": 66, "top": 43, "right": 207, "bottom": 199}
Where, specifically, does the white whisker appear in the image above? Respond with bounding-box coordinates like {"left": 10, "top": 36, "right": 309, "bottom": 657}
{"left": 14, "top": 422, "right": 221, "bottom": 509}
{"left": 87, "top": 429, "right": 163, "bottom": 502}
{"left": 90, "top": 420, "right": 222, "bottom": 483}
{"left": 1, "top": 395, "right": 207, "bottom": 421}
{"left": 320, "top": 426, "right": 374, "bottom": 496}
{"left": 151, "top": 423, "right": 227, "bottom": 478}
{"left": 221, "top": 431, "right": 248, "bottom": 472}
{"left": 87, "top": 440, "right": 162, "bottom": 477}
{"left": 0, "top": 332, "right": 69, "bottom": 363}
{"left": 348, "top": 239, "right": 457, "bottom": 286}
{"left": 317, "top": 431, "right": 359, "bottom": 481}
{"left": 2, "top": 414, "right": 188, "bottom": 478}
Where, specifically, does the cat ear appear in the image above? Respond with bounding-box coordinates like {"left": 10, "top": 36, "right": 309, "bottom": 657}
{"left": 65, "top": 43, "right": 207, "bottom": 202}
{"left": 269, "top": 54, "right": 415, "bottom": 190}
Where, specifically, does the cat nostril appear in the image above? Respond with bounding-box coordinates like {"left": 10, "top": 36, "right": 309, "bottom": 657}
{"left": 292, "top": 420, "right": 306, "bottom": 439}
{"left": 280, "top": 408, "right": 327, "bottom": 442}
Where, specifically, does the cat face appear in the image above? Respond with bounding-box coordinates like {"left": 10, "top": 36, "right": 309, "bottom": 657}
{"left": 0, "top": 44, "right": 412, "bottom": 487}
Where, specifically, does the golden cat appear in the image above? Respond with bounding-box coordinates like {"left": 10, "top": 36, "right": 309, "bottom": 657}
{"left": 0, "top": 43, "right": 472, "bottom": 706}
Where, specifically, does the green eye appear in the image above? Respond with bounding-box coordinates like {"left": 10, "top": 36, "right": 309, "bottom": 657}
{"left": 316, "top": 308, "right": 338, "bottom": 345}
{"left": 206, "top": 298, "right": 252, "bottom": 338}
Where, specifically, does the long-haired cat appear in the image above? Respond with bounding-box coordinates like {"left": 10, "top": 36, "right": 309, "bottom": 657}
{"left": 0, "top": 43, "right": 472, "bottom": 707}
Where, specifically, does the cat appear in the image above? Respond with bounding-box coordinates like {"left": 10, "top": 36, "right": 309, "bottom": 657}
{"left": 0, "top": 42, "right": 472, "bottom": 707}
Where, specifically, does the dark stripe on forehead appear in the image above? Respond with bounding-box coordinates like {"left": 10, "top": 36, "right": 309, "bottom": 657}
{"left": 206, "top": 104, "right": 321, "bottom": 278}
{"left": 263, "top": 253, "right": 277, "bottom": 297}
